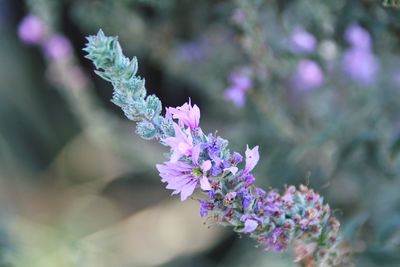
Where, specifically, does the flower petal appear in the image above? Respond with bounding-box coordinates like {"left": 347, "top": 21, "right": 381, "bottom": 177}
{"left": 191, "top": 144, "right": 201, "bottom": 165}
{"left": 244, "top": 145, "right": 259, "bottom": 173}
{"left": 180, "top": 181, "right": 197, "bottom": 201}
{"left": 200, "top": 176, "right": 211, "bottom": 191}
{"left": 201, "top": 160, "right": 212, "bottom": 172}
{"left": 243, "top": 219, "right": 258, "bottom": 233}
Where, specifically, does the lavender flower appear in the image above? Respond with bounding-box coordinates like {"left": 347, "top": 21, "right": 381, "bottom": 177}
{"left": 292, "top": 59, "right": 324, "bottom": 91}
{"left": 156, "top": 146, "right": 212, "bottom": 201}
{"left": 224, "top": 68, "right": 253, "bottom": 107}
{"left": 342, "top": 47, "right": 379, "bottom": 85}
{"left": 84, "top": 31, "right": 351, "bottom": 266}
{"left": 166, "top": 99, "right": 200, "bottom": 129}
{"left": 290, "top": 27, "right": 317, "bottom": 53}
{"left": 345, "top": 24, "right": 372, "bottom": 50}
{"left": 341, "top": 24, "right": 379, "bottom": 85}
{"left": 162, "top": 123, "right": 194, "bottom": 162}
{"left": 43, "top": 34, "right": 72, "bottom": 60}
{"left": 18, "top": 15, "right": 46, "bottom": 45}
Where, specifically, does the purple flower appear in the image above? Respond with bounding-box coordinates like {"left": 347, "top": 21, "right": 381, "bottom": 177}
{"left": 290, "top": 27, "right": 317, "bottom": 53}
{"left": 243, "top": 173, "right": 255, "bottom": 186}
{"left": 244, "top": 145, "right": 259, "bottom": 173}
{"left": 345, "top": 24, "right": 372, "bottom": 50}
{"left": 199, "top": 200, "right": 213, "bottom": 217}
{"left": 162, "top": 123, "right": 194, "bottom": 162}
{"left": 342, "top": 47, "right": 379, "bottom": 85}
{"left": 263, "top": 227, "right": 288, "bottom": 252}
{"left": 166, "top": 100, "right": 200, "bottom": 129}
{"left": 43, "top": 34, "right": 72, "bottom": 60}
{"left": 243, "top": 219, "right": 258, "bottom": 233}
{"left": 205, "top": 134, "right": 224, "bottom": 161}
{"left": 224, "top": 68, "right": 252, "bottom": 107}
{"left": 231, "top": 152, "right": 243, "bottom": 164}
{"left": 238, "top": 188, "right": 254, "bottom": 210}
{"left": 18, "top": 15, "right": 46, "bottom": 45}
{"left": 224, "top": 88, "right": 247, "bottom": 107}
{"left": 291, "top": 60, "right": 324, "bottom": 91}
{"left": 156, "top": 144, "right": 211, "bottom": 201}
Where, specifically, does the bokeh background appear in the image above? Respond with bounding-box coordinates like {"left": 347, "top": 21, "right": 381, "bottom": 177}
{"left": 1, "top": 0, "right": 400, "bottom": 266}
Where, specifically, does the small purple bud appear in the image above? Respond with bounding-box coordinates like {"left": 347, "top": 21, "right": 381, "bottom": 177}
{"left": 290, "top": 27, "right": 317, "bottom": 53}
{"left": 291, "top": 60, "right": 324, "bottom": 91}
{"left": 231, "top": 152, "right": 243, "bottom": 164}
{"left": 244, "top": 173, "right": 255, "bottom": 186}
{"left": 43, "top": 34, "right": 72, "bottom": 60}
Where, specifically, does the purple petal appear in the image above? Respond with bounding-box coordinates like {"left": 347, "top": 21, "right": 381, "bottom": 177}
{"left": 243, "top": 219, "right": 258, "bottom": 233}
{"left": 200, "top": 176, "right": 211, "bottom": 191}
{"left": 201, "top": 160, "right": 212, "bottom": 172}
{"left": 191, "top": 144, "right": 201, "bottom": 165}
{"left": 244, "top": 145, "right": 260, "bottom": 173}
{"left": 180, "top": 181, "right": 197, "bottom": 201}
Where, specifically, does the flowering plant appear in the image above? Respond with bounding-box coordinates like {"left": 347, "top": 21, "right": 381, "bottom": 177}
{"left": 84, "top": 30, "right": 351, "bottom": 266}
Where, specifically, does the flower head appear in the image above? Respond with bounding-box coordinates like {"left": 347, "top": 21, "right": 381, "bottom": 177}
{"left": 43, "top": 34, "right": 72, "bottom": 60}
{"left": 224, "top": 68, "right": 252, "bottom": 107}
{"left": 345, "top": 24, "right": 372, "bottom": 50}
{"left": 290, "top": 27, "right": 316, "bottom": 53}
{"left": 18, "top": 15, "right": 46, "bottom": 45}
{"left": 291, "top": 60, "right": 324, "bottom": 91}
{"left": 167, "top": 100, "right": 200, "bottom": 129}
{"left": 162, "top": 123, "right": 194, "bottom": 162}
{"left": 157, "top": 143, "right": 211, "bottom": 201}
{"left": 342, "top": 47, "right": 379, "bottom": 85}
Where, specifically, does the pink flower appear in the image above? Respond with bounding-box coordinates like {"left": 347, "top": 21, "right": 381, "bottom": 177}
{"left": 244, "top": 145, "right": 259, "bottom": 173}
{"left": 167, "top": 99, "right": 200, "bottom": 129}
{"left": 224, "top": 68, "right": 253, "bottom": 108}
{"left": 290, "top": 27, "right": 316, "bottom": 53}
{"left": 43, "top": 35, "right": 72, "bottom": 60}
{"left": 18, "top": 15, "right": 46, "bottom": 45}
{"left": 156, "top": 144, "right": 211, "bottom": 201}
{"left": 162, "top": 123, "right": 194, "bottom": 162}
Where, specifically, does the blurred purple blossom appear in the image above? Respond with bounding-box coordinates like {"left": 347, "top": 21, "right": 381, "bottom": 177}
{"left": 342, "top": 24, "right": 379, "bottom": 85}
{"left": 345, "top": 24, "right": 372, "bottom": 50}
{"left": 342, "top": 47, "right": 379, "bottom": 85}
{"left": 291, "top": 60, "right": 324, "bottom": 91}
{"left": 18, "top": 15, "right": 46, "bottom": 45}
{"left": 177, "top": 40, "right": 210, "bottom": 64}
{"left": 290, "top": 27, "right": 317, "bottom": 53}
{"left": 224, "top": 68, "right": 253, "bottom": 107}
{"left": 43, "top": 35, "right": 72, "bottom": 60}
